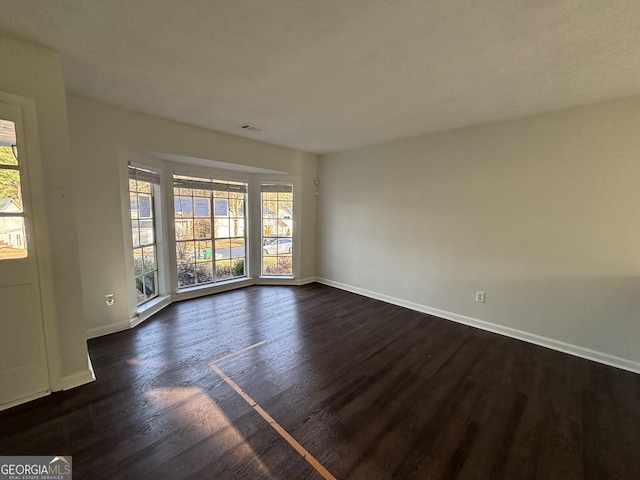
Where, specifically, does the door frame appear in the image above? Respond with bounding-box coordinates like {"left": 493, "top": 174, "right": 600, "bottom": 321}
{"left": 0, "top": 92, "right": 62, "bottom": 399}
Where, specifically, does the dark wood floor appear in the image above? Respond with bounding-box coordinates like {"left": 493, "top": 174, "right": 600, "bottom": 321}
{"left": 1, "top": 284, "right": 639, "bottom": 479}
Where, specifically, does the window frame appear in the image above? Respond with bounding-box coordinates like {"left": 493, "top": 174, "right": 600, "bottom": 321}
{"left": 172, "top": 174, "right": 248, "bottom": 290}
{"left": 260, "top": 183, "right": 294, "bottom": 277}
{"left": 0, "top": 118, "right": 28, "bottom": 260}
{"left": 128, "top": 165, "right": 161, "bottom": 306}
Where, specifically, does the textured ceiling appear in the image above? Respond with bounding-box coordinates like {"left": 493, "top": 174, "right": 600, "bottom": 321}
{"left": 1, "top": 1, "right": 639, "bottom": 154}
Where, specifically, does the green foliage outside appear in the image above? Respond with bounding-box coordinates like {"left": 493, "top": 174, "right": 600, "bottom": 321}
{"left": 177, "top": 257, "right": 245, "bottom": 288}
{"left": 263, "top": 255, "right": 292, "bottom": 275}
{"left": 134, "top": 254, "right": 157, "bottom": 305}
{"left": 0, "top": 147, "right": 22, "bottom": 207}
{"left": 233, "top": 258, "right": 244, "bottom": 277}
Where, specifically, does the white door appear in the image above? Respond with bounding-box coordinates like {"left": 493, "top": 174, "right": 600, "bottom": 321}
{"left": 0, "top": 102, "right": 50, "bottom": 409}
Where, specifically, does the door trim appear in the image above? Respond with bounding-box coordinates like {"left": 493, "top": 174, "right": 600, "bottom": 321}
{"left": 0, "top": 92, "right": 62, "bottom": 394}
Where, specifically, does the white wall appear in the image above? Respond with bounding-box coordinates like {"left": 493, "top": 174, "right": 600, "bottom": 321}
{"left": 0, "top": 35, "right": 92, "bottom": 388}
{"left": 317, "top": 95, "right": 640, "bottom": 371}
{"left": 67, "top": 96, "right": 317, "bottom": 338}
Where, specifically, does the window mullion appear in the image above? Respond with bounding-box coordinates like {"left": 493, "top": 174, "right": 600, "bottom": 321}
{"left": 0, "top": 164, "right": 20, "bottom": 172}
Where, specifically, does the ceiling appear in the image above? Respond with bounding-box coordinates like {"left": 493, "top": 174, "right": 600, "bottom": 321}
{"left": 1, "top": 1, "right": 639, "bottom": 154}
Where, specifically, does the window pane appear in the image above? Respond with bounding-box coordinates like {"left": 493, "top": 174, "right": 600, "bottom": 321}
{"left": 0, "top": 167, "right": 23, "bottom": 207}
{"left": 277, "top": 221, "right": 293, "bottom": 237}
{"left": 262, "top": 248, "right": 277, "bottom": 258}
{"left": 131, "top": 220, "right": 140, "bottom": 247}
{"left": 215, "top": 238, "right": 231, "bottom": 260}
{"left": 174, "top": 196, "right": 193, "bottom": 217}
{"left": 175, "top": 220, "right": 193, "bottom": 240}
{"left": 262, "top": 191, "right": 277, "bottom": 202}
{"left": 213, "top": 190, "right": 228, "bottom": 199}
{"left": 196, "top": 240, "right": 212, "bottom": 261}
{"left": 0, "top": 121, "right": 18, "bottom": 165}
{"left": 279, "top": 201, "right": 293, "bottom": 218}
{"left": 262, "top": 204, "right": 276, "bottom": 218}
{"left": 135, "top": 275, "right": 145, "bottom": 305}
{"left": 262, "top": 221, "right": 276, "bottom": 237}
{"left": 194, "top": 218, "right": 211, "bottom": 239}
{"left": 174, "top": 187, "right": 191, "bottom": 196}
{"left": 137, "top": 181, "right": 151, "bottom": 194}
{"left": 215, "top": 259, "right": 232, "bottom": 281}
{"left": 228, "top": 198, "right": 244, "bottom": 217}
{"left": 177, "top": 263, "right": 196, "bottom": 288}
{"left": 232, "top": 257, "right": 245, "bottom": 278}
{"left": 138, "top": 194, "right": 152, "bottom": 218}
{"left": 0, "top": 215, "right": 27, "bottom": 259}
{"left": 213, "top": 218, "right": 230, "bottom": 238}
{"left": 230, "top": 238, "right": 245, "bottom": 260}
{"left": 142, "top": 245, "right": 156, "bottom": 273}
{"left": 213, "top": 197, "right": 229, "bottom": 217}
{"left": 144, "top": 272, "right": 156, "bottom": 299}
{"left": 277, "top": 256, "right": 293, "bottom": 275}
{"left": 0, "top": 148, "right": 18, "bottom": 166}
{"left": 133, "top": 248, "right": 143, "bottom": 276}
{"left": 129, "top": 193, "right": 138, "bottom": 219}
{"left": 229, "top": 218, "right": 244, "bottom": 238}
{"left": 139, "top": 219, "right": 154, "bottom": 245}
{"left": 176, "top": 241, "right": 194, "bottom": 263}
{"left": 193, "top": 197, "right": 210, "bottom": 217}
{"left": 196, "top": 262, "right": 213, "bottom": 284}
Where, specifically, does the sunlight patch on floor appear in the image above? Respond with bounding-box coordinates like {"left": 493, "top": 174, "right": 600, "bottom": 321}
{"left": 145, "top": 386, "right": 273, "bottom": 475}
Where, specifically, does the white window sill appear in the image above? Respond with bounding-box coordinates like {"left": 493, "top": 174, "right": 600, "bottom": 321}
{"left": 174, "top": 277, "right": 255, "bottom": 301}
{"left": 176, "top": 276, "right": 251, "bottom": 294}
{"left": 131, "top": 295, "right": 171, "bottom": 327}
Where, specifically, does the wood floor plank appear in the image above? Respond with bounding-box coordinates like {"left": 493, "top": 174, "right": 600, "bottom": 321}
{"left": 0, "top": 283, "right": 638, "bottom": 479}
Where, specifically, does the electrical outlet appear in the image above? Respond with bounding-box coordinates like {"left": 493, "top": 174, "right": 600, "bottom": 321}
{"left": 105, "top": 294, "right": 115, "bottom": 306}
{"left": 475, "top": 291, "right": 485, "bottom": 303}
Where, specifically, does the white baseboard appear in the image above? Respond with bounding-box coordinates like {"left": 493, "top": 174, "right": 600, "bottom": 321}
{"left": 316, "top": 277, "right": 640, "bottom": 375}
{"left": 0, "top": 390, "right": 50, "bottom": 412}
{"left": 61, "top": 361, "right": 96, "bottom": 391}
{"left": 254, "top": 276, "right": 316, "bottom": 286}
{"left": 86, "top": 321, "right": 131, "bottom": 340}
